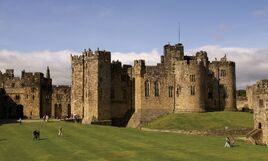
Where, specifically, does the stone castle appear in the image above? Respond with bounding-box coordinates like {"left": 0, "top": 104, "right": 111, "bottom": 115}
{"left": 71, "top": 43, "right": 237, "bottom": 127}
{"left": 0, "top": 67, "right": 71, "bottom": 119}
{"left": 245, "top": 80, "right": 268, "bottom": 145}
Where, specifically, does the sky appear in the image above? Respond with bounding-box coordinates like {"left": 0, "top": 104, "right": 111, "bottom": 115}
{"left": 0, "top": 0, "right": 268, "bottom": 89}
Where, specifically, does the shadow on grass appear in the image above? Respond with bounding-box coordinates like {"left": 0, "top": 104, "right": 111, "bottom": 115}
{"left": 38, "top": 138, "right": 48, "bottom": 141}
{"left": 0, "top": 138, "right": 7, "bottom": 141}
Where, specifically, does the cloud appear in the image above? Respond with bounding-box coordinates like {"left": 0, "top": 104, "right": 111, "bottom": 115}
{"left": 111, "top": 49, "right": 160, "bottom": 65}
{"left": 0, "top": 50, "right": 76, "bottom": 85}
{"left": 0, "top": 49, "right": 160, "bottom": 86}
{"left": 1, "top": 46, "right": 268, "bottom": 89}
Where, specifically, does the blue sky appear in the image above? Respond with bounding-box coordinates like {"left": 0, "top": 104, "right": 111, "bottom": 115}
{"left": 1, "top": 0, "right": 268, "bottom": 52}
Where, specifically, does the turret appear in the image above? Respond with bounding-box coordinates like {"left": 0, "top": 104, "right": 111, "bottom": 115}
{"left": 5, "top": 69, "right": 14, "bottom": 77}
{"left": 164, "top": 43, "right": 184, "bottom": 61}
{"left": 133, "top": 60, "right": 146, "bottom": 77}
{"left": 46, "top": 66, "right": 50, "bottom": 79}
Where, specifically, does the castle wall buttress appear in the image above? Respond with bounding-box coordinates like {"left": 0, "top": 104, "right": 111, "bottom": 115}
{"left": 127, "top": 60, "right": 144, "bottom": 127}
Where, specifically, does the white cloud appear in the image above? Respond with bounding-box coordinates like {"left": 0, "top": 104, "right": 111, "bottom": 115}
{"left": 0, "top": 50, "right": 75, "bottom": 85}
{"left": 112, "top": 49, "right": 160, "bottom": 65}
{"left": 1, "top": 46, "right": 268, "bottom": 89}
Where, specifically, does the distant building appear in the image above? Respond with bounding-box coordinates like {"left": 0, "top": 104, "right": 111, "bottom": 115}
{"left": 52, "top": 85, "right": 71, "bottom": 119}
{"left": 71, "top": 43, "right": 237, "bottom": 127}
{"left": 0, "top": 68, "right": 52, "bottom": 119}
{"left": 0, "top": 67, "right": 71, "bottom": 120}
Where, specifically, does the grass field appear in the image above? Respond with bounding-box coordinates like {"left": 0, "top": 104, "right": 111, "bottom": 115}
{"left": 0, "top": 120, "right": 267, "bottom": 161}
{"left": 146, "top": 112, "right": 253, "bottom": 130}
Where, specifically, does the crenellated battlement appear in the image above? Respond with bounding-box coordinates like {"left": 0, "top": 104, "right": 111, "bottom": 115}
{"left": 211, "top": 60, "right": 235, "bottom": 66}
{"left": 71, "top": 48, "right": 111, "bottom": 64}
{"left": 134, "top": 59, "right": 145, "bottom": 67}
{"left": 164, "top": 43, "right": 184, "bottom": 53}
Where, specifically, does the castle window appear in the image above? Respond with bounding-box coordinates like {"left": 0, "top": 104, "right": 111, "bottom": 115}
{"left": 220, "top": 69, "right": 226, "bottom": 77}
{"left": 154, "top": 81, "right": 159, "bottom": 97}
{"left": 259, "top": 99, "right": 264, "bottom": 108}
{"left": 11, "top": 83, "right": 15, "bottom": 88}
{"left": 190, "top": 75, "right": 195, "bottom": 82}
{"left": 258, "top": 123, "right": 262, "bottom": 129}
{"left": 15, "top": 95, "right": 20, "bottom": 100}
{"left": 145, "top": 80, "right": 150, "bottom": 97}
{"left": 190, "top": 86, "right": 195, "bottom": 95}
{"left": 176, "top": 85, "right": 181, "bottom": 97}
{"left": 57, "top": 94, "right": 62, "bottom": 100}
{"left": 32, "top": 95, "right": 35, "bottom": 100}
{"left": 168, "top": 86, "right": 173, "bottom": 97}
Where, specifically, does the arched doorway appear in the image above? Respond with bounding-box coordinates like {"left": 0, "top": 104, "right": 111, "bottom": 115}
{"left": 54, "top": 104, "right": 62, "bottom": 119}
{"left": 16, "top": 105, "right": 24, "bottom": 119}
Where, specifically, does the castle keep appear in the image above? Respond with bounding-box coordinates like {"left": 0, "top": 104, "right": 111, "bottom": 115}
{"left": 71, "top": 43, "right": 237, "bottom": 127}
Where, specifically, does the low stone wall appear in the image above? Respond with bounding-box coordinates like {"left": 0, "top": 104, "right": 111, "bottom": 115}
{"left": 141, "top": 127, "right": 253, "bottom": 136}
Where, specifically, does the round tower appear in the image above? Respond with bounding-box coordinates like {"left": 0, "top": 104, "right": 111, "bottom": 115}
{"left": 220, "top": 61, "right": 236, "bottom": 111}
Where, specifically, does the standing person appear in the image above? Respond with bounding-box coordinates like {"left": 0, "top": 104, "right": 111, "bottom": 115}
{"left": 29, "top": 111, "right": 32, "bottom": 119}
{"left": 18, "top": 118, "right": 22, "bottom": 124}
{"left": 58, "top": 127, "right": 63, "bottom": 136}
{"left": 224, "top": 137, "right": 231, "bottom": 148}
{"left": 45, "top": 115, "right": 49, "bottom": 122}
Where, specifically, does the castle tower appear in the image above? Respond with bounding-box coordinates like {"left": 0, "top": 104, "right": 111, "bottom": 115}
{"left": 209, "top": 55, "right": 236, "bottom": 111}
{"left": 71, "top": 49, "right": 111, "bottom": 124}
{"left": 71, "top": 54, "right": 84, "bottom": 117}
{"left": 174, "top": 57, "right": 207, "bottom": 112}
{"left": 163, "top": 43, "right": 184, "bottom": 72}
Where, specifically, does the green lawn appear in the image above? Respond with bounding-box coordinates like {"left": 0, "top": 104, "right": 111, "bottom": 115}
{"left": 145, "top": 112, "right": 253, "bottom": 130}
{"left": 0, "top": 121, "right": 267, "bottom": 161}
